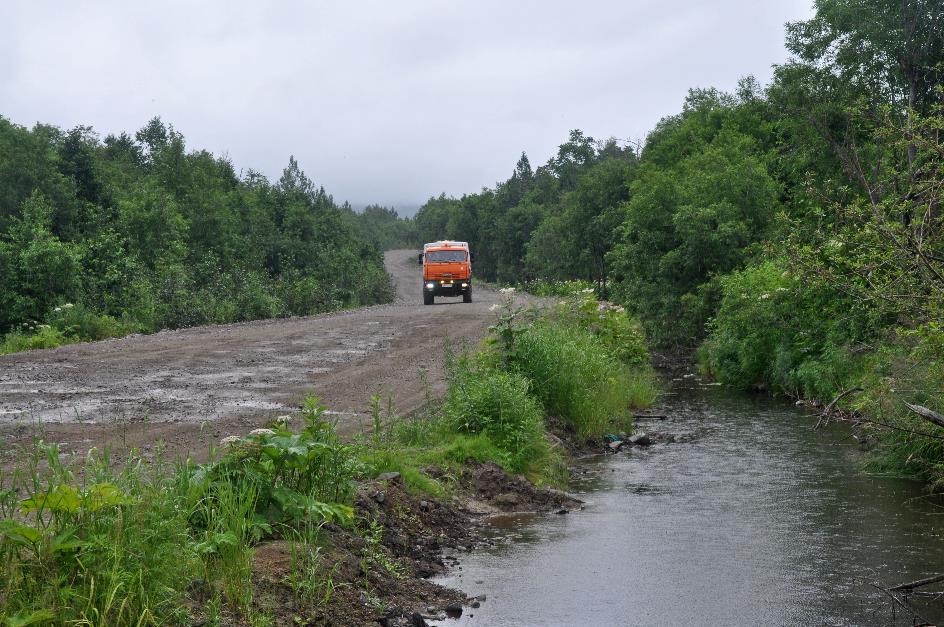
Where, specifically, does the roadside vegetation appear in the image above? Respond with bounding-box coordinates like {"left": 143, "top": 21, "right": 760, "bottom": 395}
{"left": 406, "top": 0, "right": 944, "bottom": 488}
{"left": 0, "top": 118, "right": 407, "bottom": 354}
{"left": 0, "top": 293, "right": 654, "bottom": 624}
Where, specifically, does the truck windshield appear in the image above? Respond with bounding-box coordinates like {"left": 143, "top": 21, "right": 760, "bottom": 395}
{"left": 426, "top": 250, "right": 467, "bottom": 263}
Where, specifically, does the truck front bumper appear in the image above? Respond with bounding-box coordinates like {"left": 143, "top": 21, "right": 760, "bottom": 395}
{"left": 423, "top": 279, "right": 471, "bottom": 297}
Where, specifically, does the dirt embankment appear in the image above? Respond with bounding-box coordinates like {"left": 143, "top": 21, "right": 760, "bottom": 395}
{"left": 234, "top": 464, "right": 582, "bottom": 627}
{"left": 0, "top": 250, "right": 523, "bottom": 461}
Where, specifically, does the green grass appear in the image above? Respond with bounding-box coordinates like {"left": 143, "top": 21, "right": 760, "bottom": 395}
{"left": 0, "top": 397, "right": 358, "bottom": 624}
{"left": 0, "top": 444, "right": 198, "bottom": 625}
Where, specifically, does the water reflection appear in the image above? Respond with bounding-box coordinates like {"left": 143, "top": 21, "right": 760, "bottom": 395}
{"left": 433, "top": 382, "right": 944, "bottom": 626}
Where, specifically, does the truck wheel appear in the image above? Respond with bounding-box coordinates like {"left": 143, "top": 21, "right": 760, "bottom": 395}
{"left": 463, "top": 289, "right": 472, "bottom": 303}
{"left": 424, "top": 292, "right": 434, "bottom": 305}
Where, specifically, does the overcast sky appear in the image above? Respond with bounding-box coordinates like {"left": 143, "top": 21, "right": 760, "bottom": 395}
{"left": 1, "top": 1, "right": 813, "bottom": 213}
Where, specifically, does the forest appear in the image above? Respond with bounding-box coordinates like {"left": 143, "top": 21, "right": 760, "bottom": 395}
{"left": 0, "top": 116, "right": 411, "bottom": 350}
{"left": 412, "top": 0, "right": 944, "bottom": 486}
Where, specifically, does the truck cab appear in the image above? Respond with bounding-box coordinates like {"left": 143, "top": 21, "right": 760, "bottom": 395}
{"left": 418, "top": 241, "right": 473, "bottom": 305}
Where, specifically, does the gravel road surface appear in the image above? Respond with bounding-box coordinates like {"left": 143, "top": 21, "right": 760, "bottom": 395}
{"left": 0, "top": 250, "right": 525, "bottom": 460}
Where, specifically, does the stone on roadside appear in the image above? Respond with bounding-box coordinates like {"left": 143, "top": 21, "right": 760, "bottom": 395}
{"left": 629, "top": 433, "right": 652, "bottom": 446}
{"left": 376, "top": 471, "right": 401, "bottom": 483}
{"left": 607, "top": 440, "right": 624, "bottom": 451}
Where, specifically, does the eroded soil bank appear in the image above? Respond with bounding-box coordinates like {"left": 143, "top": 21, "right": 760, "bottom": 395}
{"left": 212, "top": 463, "right": 584, "bottom": 627}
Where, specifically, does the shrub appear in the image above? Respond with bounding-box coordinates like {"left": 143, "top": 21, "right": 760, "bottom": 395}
{"left": 0, "top": 326, "right": 67, "bottom": 354}
{"left": 444, "top": 355, "right": 546, "bottom": 472}
{"left": 512, "top": 318, "right": 640, "bottom": 438}
{"left": 562, "top": 292, "right": 650, "bottom": 368}
{"left": 190, "top": 397, "right": 356, "bottom": 531}
{"left": 699, "top": 259, "right": 873, "bottom": 398}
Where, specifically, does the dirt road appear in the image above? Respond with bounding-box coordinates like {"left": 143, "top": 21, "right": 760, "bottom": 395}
{"left": 0, "top": 250, "right": 521, "bottom": 460}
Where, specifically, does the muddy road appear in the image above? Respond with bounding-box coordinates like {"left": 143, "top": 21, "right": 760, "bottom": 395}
{"left": 0, "top": 250, "right": 520, "bottom": 460}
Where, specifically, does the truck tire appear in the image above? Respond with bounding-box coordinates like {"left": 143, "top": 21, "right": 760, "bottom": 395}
{"left": 423, "top": 292, "right": 434, "bottom": 306}
{"left": 463, "top": 289, "right": 472, "bottom": 303}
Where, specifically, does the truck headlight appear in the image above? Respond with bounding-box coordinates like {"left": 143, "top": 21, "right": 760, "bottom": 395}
{"left": 425, "top": 282, "right": 435, "bottom": 289}
{"left": 461, "top": 283, "right": 468, "bottom": 288}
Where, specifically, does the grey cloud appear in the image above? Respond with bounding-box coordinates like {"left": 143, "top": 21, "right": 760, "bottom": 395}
{"left": 1, "top": 0, "right": 812, "bottom": 213}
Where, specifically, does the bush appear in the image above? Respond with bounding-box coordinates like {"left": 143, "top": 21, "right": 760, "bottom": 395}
{"left": 561, "top": 292, "right": 650, "bottom": 368}
{"left": 699, "top": 260, "right": 874, "bottom": 399}
{"left": 444, "top": 355, "right": 546, "bottom": 472}
{"left": 0, "top": 326, "right": 67, "bottom": 354}
{"left": 0, "top": 303, "right": 138, "bottom": 355}
{"left": 512, "top": 318, "right": 641, "bottom": 438}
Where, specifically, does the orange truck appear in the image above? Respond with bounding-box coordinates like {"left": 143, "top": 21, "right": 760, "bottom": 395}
{"left": 417, "top": 241, "right": 473, "bottom": 305}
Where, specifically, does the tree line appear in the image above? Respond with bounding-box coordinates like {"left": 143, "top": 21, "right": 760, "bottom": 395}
{"left": 0, "top": 117, "right": 410, "bottom": 341}
{"left": 411, "top": 0, "right": 944, "bottom": 485}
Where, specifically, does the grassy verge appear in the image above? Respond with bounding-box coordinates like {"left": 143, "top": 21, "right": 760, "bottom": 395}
{"left": 0, "top": 292, "right": 658, "bottom": 623}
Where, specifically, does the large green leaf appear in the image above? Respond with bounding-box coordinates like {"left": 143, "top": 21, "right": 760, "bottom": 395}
{"left": 21, "top": 484, "right": 81, "bottom": 514}
{"left": 0, "top": 519, "right": 42, "bottom": 545}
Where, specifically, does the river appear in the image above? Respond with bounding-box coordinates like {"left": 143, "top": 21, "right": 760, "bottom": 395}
{"left": 433, "top": 378, "right": 944, "bottom": 626}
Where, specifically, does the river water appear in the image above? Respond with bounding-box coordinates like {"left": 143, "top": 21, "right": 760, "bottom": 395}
{"left": 434, "top": 379, "right": 944, "bottom": 626}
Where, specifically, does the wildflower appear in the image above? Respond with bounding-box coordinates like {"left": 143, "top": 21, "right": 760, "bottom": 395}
{"left": 274, "top": 414, "right": 292, "bottom": 425}
{"left": 62, "top": 303, "right": 74, "bottom": 309}
{"left": 499, "top": 287, "right": 516, "bottom": 294}
{"left": 759, "top": 293, "right": 770, "bottom": 300}
{"left": 219, "top": 435, "right": 242, "bottom": 447}
{"left": 581, "top": 288, "right": 595, "bottom": 294}
{"left": 776, "top": 287, "right": 788, "bottom": 292}
{"left": 249, "top": 428, "right": 275, "bottom": 437}
{"left": 54, "top": 307, "right": 62, "bottom": 312}
{"left": 37, "top": 324, "right": 50, "bottom": 329}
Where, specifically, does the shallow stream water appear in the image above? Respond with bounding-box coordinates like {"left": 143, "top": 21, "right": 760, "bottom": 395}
{"left": 434, "top": 379, "right": 944, "bottom": 626}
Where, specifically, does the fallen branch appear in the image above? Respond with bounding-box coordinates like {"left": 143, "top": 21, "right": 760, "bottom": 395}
{"left": 854, "top": 416, "right": 944, "bottom": 442}
{"left": 905, "top": 402, "right": 944, "bottom": 430}
{"left": 815, "top": 387, "right": 863, "bottom": 429}
{"left": 888, "top": 573, "right": 944, "bottom": 592}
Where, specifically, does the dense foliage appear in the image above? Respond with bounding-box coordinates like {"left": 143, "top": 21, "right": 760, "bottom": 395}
{"left": 0, "top": 117, "right": 397, "bottom": 347}
{"left": 411, "top": 0, "right": 944, "bottom": 485}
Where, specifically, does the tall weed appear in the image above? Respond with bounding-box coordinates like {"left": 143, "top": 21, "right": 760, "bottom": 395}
{"left": 512, "top": 319, "right": 639, "bottom": 438}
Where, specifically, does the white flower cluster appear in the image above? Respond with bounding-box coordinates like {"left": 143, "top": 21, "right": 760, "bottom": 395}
{"left": 499, "top": 287, "right": 516, "bottom": 294}
{"left": 219, "top": 435, "right": 242, "bottom": 447}
{"left": 274, "top": 415, "right": 292, "bottom": 428}
{"left": 596, "top": 301, "right": 625, "bottom": 313}
{"left": 249, "top": 428, "right": 275, "bottom": 437}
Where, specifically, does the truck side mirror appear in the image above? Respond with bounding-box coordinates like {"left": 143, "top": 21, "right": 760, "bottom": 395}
{"left": 417, "top": 253, "right": 423, "bottom": 265}
{"left": 470, "top": 252, "right": 476, "bottom": 262}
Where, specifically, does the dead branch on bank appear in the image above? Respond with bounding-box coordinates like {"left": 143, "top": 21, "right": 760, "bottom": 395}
{"left": 905, "top": 402, "right": 944, "bottom": 430}
{"left": 815, "top": 387, "right": 863, "bottom": 429}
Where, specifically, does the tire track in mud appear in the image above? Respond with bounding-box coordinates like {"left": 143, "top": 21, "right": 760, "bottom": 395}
{"left": 0, "top": 250, "right": 522, "bottom": 461}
